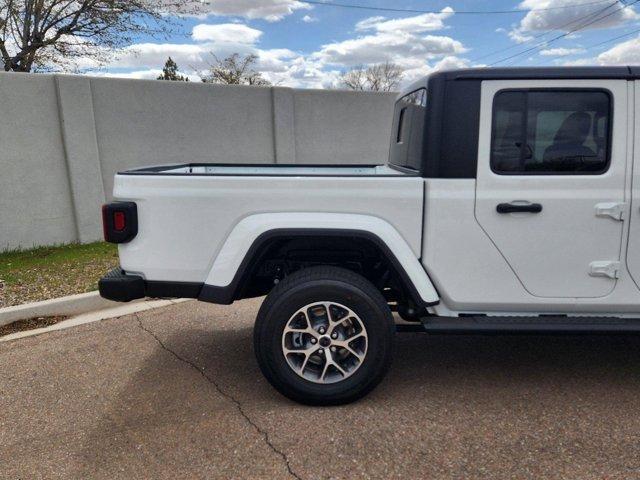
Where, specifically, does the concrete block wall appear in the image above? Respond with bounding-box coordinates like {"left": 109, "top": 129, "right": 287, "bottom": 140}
{"left": 0, "top": 72, "right": 396, "bottom": 250}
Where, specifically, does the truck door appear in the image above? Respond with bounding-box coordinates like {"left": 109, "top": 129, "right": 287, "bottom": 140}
{"left": 626, "top": 81, "right": 640, "bottom": 288}
{"left": 475, "top": 80, "right": 627, "bottom": 298}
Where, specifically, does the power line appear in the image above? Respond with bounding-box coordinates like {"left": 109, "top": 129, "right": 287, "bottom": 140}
{"left": 470, "top": 1, "right": 618, "bottom": 62}
{"left": 584, "top": 25, "right": 640, "bottom": 49}
{"left": 490, "top": 0, "right": 639, "bottom": 65}
{"left": 500, "top": 1, "right": 637, "bottom": 65}
{"left": 560, "top": 25, "right": 640, "bottom": 60}
{"left": 299, "top": 0, "right": 617, "bottom": 15}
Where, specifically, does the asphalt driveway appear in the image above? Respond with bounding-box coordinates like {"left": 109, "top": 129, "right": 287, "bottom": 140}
{"left": 2, "top": 298, "right": 640, "bottom": 479}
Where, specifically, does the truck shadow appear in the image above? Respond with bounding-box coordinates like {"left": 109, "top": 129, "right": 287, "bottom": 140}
{"left": 76, "top": 322, "right": 640, "bottom": 477}
{"left": 392, "top": 331, "right": 640, "bottom": 392}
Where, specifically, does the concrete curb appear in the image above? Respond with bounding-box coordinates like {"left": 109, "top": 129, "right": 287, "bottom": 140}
{"left": 0, "top": 291, "right": 126, "bottom": 327}
{"left": 0, "top": 298, "right": 191, "bottom": 343}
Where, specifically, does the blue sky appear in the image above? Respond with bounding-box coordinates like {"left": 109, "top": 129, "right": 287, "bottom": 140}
{"left": 91, "top": 0, "right": 640, "bottom": 88}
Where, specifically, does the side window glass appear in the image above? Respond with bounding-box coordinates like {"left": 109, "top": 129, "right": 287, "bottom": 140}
{"left": 491, "top": 90, "right": 611, "bottom": 175}
{"left": 390, "top": 88, "right": 427, "bottom": 171}
{"left": 397, "top": 108, "right": 406, "bottom": 143}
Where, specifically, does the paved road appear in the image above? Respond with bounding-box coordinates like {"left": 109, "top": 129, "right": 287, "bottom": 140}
{"left": 2, "top": 299, "right": 640, "bottom": 479}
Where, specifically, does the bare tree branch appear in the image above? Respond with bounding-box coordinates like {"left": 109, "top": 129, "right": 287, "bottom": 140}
{"left": 341, "top": 62, "right": 404, "bottom": 92}
{"left": 341, "top": 65, "right": 367, "bottom": 91}
{"left": 0, "top": 0, "right": 191, "bottom": 72}
{"left": 201, "top": 53, "right": 271, "bottom": 86}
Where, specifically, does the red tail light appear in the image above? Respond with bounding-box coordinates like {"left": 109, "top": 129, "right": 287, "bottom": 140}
{"left": 102, "top": 202, "right": 138, "bottom": 243}
{"left": 113, "top": 211, "right": 126, "bottom": 231}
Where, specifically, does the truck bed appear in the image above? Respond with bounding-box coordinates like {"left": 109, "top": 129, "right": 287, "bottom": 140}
{"left": 120, "top": 163, "right": 414, "bottom": 177}
{"left": 113, "top": 163, "right": 424, "bottom": 284}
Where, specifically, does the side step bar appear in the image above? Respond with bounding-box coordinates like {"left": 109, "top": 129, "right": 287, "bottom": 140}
{"left": 419, "top": 316, "right": 640, "bottom": 334}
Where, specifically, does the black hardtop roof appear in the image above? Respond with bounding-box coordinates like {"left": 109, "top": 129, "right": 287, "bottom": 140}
{"left": 400, "top": 66, "right": 640, "bottom": 97}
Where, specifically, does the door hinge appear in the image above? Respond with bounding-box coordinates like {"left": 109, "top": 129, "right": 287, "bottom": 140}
{"left": 595, "top": 202, "right": 626, "bottom": 221}
{"left": 589, "top": 261, "right": 620, "bottom": 279}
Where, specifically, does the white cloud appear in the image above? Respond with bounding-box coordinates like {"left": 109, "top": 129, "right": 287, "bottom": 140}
{"left": 255, "top": 48, "right": 298, "bottom": 71}
{"left": 80, "top": 10, "right": 470, "bottom": 89}
{"left": 115, "top": 43, "right": 209, "bottom": 70}
{"left": 597, "top": 35, "right": 640, "bottom": 64}
{"left": 104, "top": 22, "right": 265, "bottom": 73}
{"left": 561, "top": 57, "right": 596, "bottom": 66}
{"left": 262, "top": 56, "right": 341, "bottom": 88}
{"left": 398, "top": 55, "right": 473, "bottom": 84}
{"left": 93, "top": 69, "right": 200, "bottom": 81}
{"left": 107, "top": 70, "right": 164, "bottom": 80}
{"left": 302, "top": 14, "right": 318, "bottom": 23}
{"left": 315, "top": 32, "right": 466, "bottom": 67}
{"left": 178, "top": 0, "right": 310, "bottom": 21}
{"left": 539, "top": 47, "right": 585, "bottom": 56}
{"left": 508, "top": 30, "right": 534, "bottom": 43}
{"left": 315, "top": 11, "right": 464, "bottom": 69}
{"left": 556, "top": 34, "right": 640, "bottom": 66}
{"left": 86, "top": 28, "right": 338, "bottom": 89}
{"left": 355, "top": 8, "right": 454, "bottom": 34}
{"left": 431, "top": 55, "right": 472, "bottom": 71}
{"left": 354, "top": 16, "right": 385, "bottom": 30}
{"left": 191, "top": 23, "right": 263, "bottom": 43}
{"left": 510, "top": 0, "right": 638, "bottom": 43}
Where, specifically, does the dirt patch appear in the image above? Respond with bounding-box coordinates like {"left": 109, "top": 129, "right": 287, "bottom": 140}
{"left": 0, "top": 316, "right": 69, "bottom": 337}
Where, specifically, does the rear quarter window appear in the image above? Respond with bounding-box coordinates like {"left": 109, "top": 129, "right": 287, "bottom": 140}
{"left": 389, "top": 88, "right": 427, "bottom": 172}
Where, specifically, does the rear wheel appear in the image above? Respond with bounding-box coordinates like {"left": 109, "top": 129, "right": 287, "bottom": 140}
{"left": 254, "top": 266, "right": 395, "bottom": 405}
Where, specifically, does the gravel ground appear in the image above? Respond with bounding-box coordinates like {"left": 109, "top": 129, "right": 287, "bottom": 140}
{"left": 2, "top": 298, "right": 640, "bottom": 479}
{"left": 0, "top": 242, "right": 118, "bottom": 308}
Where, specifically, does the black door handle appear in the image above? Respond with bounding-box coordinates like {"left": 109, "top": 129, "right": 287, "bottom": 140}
{"left": 496, "top": 202, "right": 543, "bottom": 214}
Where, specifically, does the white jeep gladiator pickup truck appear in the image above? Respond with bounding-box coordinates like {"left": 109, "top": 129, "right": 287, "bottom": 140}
{"left": 100, "top": 67, "right": 640, "bottom": 404}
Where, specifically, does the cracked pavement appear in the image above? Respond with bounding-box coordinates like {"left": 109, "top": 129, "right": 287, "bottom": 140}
{"left": 133, "top": 313, "right": 302, "bottom": 480}
{"left": 2, "top": 299, "right": 640, "bottom": 479}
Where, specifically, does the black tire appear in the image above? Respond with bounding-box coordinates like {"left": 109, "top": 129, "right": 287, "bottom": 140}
{"left": 254, "top": 266, "right": 395, "bottom": 405}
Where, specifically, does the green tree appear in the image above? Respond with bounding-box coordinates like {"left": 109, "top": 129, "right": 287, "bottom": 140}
{"left": 157, "top": 57, "right": 189, "bottom": 81}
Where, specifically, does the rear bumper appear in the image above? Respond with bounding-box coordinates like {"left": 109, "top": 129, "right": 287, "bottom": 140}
{"left": 99, "top": 268, "right": 146, "bottom": 302}
{"left": 99, "top": 268, "right": 203, "bottom": 302}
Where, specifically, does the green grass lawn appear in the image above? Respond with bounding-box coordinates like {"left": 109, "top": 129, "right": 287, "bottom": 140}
{"left": 0, "top": 242, "right": 119, "bottom": 308}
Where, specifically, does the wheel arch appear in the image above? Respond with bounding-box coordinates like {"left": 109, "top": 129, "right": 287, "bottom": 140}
{"left": 199, "top": 213, "right": 439, "bottom": 307}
